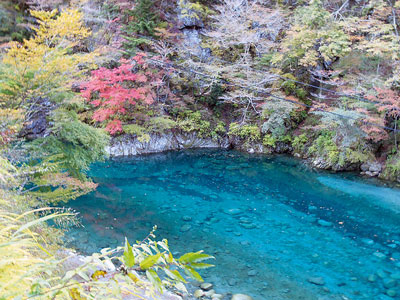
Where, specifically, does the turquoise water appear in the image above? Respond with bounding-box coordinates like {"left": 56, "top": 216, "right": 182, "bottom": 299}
{"left": 66, "top": 150, "right": 400, "bottom": 300}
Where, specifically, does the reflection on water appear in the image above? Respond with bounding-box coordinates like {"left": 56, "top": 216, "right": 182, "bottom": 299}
{"left": 66, "top": 150, "right": 400, "bottom": 300}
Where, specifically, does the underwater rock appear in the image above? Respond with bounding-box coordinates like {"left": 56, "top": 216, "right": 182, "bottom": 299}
{"left": 231, "top": 294, "right": 253, "bottom": 300}
{"left": 317, "top": 219, "right": 333, "bottom": 227}
{"left": 180, "top": 224, "right": 192, "bottom": 232}
{"left": 386, "top": 289, "right": 397, "bottom": 297}
{"left": 224, "top": 208, "right": 242, "bottom": 215}
{"left": 200, "top": 282, "right": 213, "bottom": 291}
{"left": 240, "top": 223, "right": 256, "bottom": 229}
{"left": 383, "top": 278, "right": 397, "bottom": 289}
{"left": 182, "top": 215, "right": 192, "bottom": 221}
{"left": 194, "top": 289, "right": 205, "bottom": 298}
{"left": 307, "top": 277, "right": 325, "bottom": 286}
{"left": 373, "top": 252, "right": 387, "bottom": 259}
{"left": 228, "top": 278, "right": 237, "bottom": 286}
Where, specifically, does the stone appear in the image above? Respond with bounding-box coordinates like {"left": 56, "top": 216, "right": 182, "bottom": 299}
{"left": 240, "top": 223, "right": 256, "bottom": 229}
{"left": 200, "top": 282, "right": 213, "bottom": 291}
{"left": 247, "top": 270, "right": 257, "bottom": 276}
{"left": 383, "top": 278, "right": 397, "bottom": 289}
{"left": 231, "top": 294, "right": 253, "bottom": 300}
{"left": 373, "top": 252, "right": 387, "bottom": 259}
{"left": 212, "top": 294, "right": 223, "bottom": 300}
{"left": 180, "top": 224, "right": 192, "bottom": 232}
{"left": 194, "top": 289, "right": 205, "bottom": 298}
{"left": 204, "top": 289, "right": 215, "bottom": 297}
{"left": 368, "top": 274, "right": 377, "bottom": 282}
{"left": 386, "top": 289, "right": 397, "bottom": 297}
{"left": 361, "top": 238, "right": 374, "bottom": 245}
{"left": 182, "top": 215, "right": 192, "bottom": 221}
{"left": 225, "top": 208, "right": 242, "bottom": 215}
{"left": 377, "top": 269, "right": 388, "bottom": 278}
{"left": 307, "top": 277, "right": 325, "bottom": 286}
{"left": 390, "top": 272, "right": 400, "bottom": 280}
{"left": 228, "top": 278, "right": 237, "bottom": 286}
{"left": 317, "top": 220, "right": 333, "bottom": 227}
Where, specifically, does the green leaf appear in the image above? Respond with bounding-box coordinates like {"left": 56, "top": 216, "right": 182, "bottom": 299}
{"left": 178, "top": 251, "right": 214, "bottom": 264}
{"left": 164, "top": 269, "right": 187, "bottom": 283}
{"left": 140, "top": 253, "right": 162, "bottom": 270}
{"left": 146, "top": 269, "right": 162, "bottom": 293}
{"left": 190, "top": 262, "right": 215, "bottom": 269}
{"left": 183, "top": 266, "right": 203, "bottom": 282}
{"left": 123, "top": 237, "right": 135, "bottom": 268}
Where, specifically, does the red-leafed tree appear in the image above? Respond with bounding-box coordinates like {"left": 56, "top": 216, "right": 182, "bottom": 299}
{"left": 359, "top": 87, "right": 400, "bottom": 146}
{"left": 81, "top": 54, "right": 173, "bottom": 135}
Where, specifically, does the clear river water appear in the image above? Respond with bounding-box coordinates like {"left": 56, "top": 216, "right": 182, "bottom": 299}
{"left": 66, "top": 150, "right": 400, "bottom": 300}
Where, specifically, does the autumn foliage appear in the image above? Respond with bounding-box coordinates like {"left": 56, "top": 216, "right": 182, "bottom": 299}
{"left": 82, "top": 54, "right": 172, "bottom": 135}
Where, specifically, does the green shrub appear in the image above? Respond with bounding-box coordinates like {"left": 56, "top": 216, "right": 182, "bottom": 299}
{"left": 177, "top": 111, "right": 211, "bottom": 137}
{"left": 309, "top": 131, "right": 339, "bottom": 165}
{"left": 263, "top": 134, "right": 277, "bottom": 147}
{"left": 123, "top": 124, "right": 151, "bottom": 142}
{"left": 228, "top": 122, "right": 261, "bottom": 143}
{"left": 292, "top": 133, "right": 307, "bottom": 152}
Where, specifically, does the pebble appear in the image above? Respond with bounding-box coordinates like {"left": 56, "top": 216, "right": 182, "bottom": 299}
{"left": 368, "top": 274, "right": 377, "bottom": 282}
{"left": 180, "top": 224, "right": 192, "bottom": 232}
{"left": 373, "top": 252, "right": 387, "bottom": 259}
{"left": 307, "top": 277, "right": 325, "bottom": 286}
{"left": 200, "top": 282, "right": 213, "bottom": 291}
{"left": 231, "top": 294, "right": 253, "bottom": 300}
{"left": 212, "top": 294, "right": 223, "bottom": 300}
{"left": 383, "top": 278, "right": 397, "bottom": 289}
{"left": 247, "top": 270, "right": 257, "bottom": 276}
{"left": 240, "top": 223, "right": 256, "bottom": 229}
{"left": 317, "top": 220, "right": 333, "bottom": 227}
{"left": 194, "top": 289, "right": 205, "bottom": 298}
{"left": 390, "top": 272, "right": 400, "bottom": 280}
{"left": 377, "top": 269, "right": 388, "bottom": 278}
{"left": 361, "top": 238, "right": 374, "bottom": 245}
{"left": 386, "top": 289, "right": 397, "bottom": 297}
{"left": 204, "top": 289, "right": 215, "bottom": 297}
{"left": 225, "top": 208, "right": 242, "bottom": 215}
{"left": 228, "top": 278, "right": 237, "bottom": 286}
{"left": 182, "top": 215, "right": 192, "bottom": 221}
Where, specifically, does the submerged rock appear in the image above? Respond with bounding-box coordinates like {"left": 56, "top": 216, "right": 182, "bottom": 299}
{"left": 200, "top": 282, "right": 213, "bottom": 291}
{"left": 180, "top": 224, "right": 192, "bottom": 232}
{"left": 307, "top": 277, "right": 325, "bottom": 286}
{"left": 317, "top": 220, "right": 333, "bottom": 227}
{"left": 231, "top": 294, "right": 253, "bottom": 300}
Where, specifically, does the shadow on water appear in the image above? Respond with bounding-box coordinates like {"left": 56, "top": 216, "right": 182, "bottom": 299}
{"left": 66, "top": 149, "right": 400, "bottom": 300}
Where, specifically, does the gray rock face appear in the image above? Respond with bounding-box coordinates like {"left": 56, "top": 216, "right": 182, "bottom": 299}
{"left": 19, "top": 97, "right": 54, "bottom": 140}
{"left": 361, "top": 161, "right": 382, "bottom": 176}
{"left": 106, "top": 131, "right": 230, "bottom": 157}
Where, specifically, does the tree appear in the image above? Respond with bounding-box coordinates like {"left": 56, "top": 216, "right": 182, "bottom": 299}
{"left": 82, "top": 54, "right": 174, "bottom": 135}
{"left": 0, "top": 9, "right": 96, "bottom": 108}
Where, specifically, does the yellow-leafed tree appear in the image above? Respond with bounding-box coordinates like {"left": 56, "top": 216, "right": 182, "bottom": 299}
{"left": 0, "top": 8, "right": 96, "bottom": 108}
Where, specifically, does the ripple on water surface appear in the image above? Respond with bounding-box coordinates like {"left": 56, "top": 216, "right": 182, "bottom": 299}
{"left": 66, "top": 150, "right": 400, "bottom": 300}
